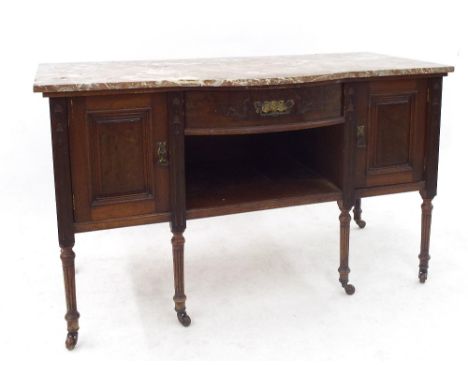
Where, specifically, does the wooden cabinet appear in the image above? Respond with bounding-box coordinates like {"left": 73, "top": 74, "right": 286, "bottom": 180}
{"left": 355, "top": 79, "right": 427, "bottom": 188}
{"left": 34, "top": 53, "right": 453, "bottom": 350}
{"left": 69, "top": 94, "right": 170, "bottom": 225}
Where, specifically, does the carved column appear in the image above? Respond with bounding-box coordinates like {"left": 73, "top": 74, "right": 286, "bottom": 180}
{"left": 49, "top": 98, "right": 80, "bottom": 349}
{"left": 171, "top": 231, "right": 190, "bottom": 325}
{"left": 338, "top": 202, "right": 355, "bottom": 295}
{"left": 337, "top": 84, "right": 358, "bottom": 295}
{"left": 60, "top": 246, "right": 80, "bottom": 349}
{"left": 168, "top": 92, "right": 191, "bottom": 326}
{"left": 418, "top": 77, "right": 443, "bottom": 282}
{"left": 418, "top": 198, "right": 433, "bottom": 283}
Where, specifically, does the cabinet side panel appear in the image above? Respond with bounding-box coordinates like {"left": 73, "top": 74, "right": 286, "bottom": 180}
{"left": 293, "top": 124, "right": 344, "bottom": 189}
{"left": 49, "top": 97, "right": 75, "bottom": 244}
{"left": 423, "top": 77, "right": 443, "bottom": 199}
{"left": 152, "top": 93, "right": 170, "bottom": 212}
{"left": 168, "top": 92, "right": 186, "bottom": 232}
{"left": 341, "top": 83, "right": 358, "bottom": 208}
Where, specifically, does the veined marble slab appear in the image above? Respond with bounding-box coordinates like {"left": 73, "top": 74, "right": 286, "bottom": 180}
{"left": 33, "top": 52, "right": 454, "bottom": 93}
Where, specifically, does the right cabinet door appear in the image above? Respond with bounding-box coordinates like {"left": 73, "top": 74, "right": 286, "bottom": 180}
{"left": 355, "top": 79, "right": 427, "bottom": 188}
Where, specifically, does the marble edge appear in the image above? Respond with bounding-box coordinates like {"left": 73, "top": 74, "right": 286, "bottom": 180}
{"left": 33, "top": 65, "right": 455, "bottom": 94}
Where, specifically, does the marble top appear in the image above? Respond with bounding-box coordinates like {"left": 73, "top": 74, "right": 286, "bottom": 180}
{"left": 33, "top": 52, "right": 454, "bottom": 93}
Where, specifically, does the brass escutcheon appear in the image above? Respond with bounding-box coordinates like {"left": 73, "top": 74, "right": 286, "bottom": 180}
{"left": 157, "top": 141, "right": 168, "bottom": 166}
{"left": 356, "top": 125, "right": 366, "bottom": 147}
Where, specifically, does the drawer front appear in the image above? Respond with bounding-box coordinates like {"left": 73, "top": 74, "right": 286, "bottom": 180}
{"left": 185, "top": 84, "right": 342, "bottom": 133}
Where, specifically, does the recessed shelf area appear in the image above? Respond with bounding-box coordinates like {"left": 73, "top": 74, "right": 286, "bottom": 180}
{"left": 185, "top": 127, "right": 344, "bottom": 219}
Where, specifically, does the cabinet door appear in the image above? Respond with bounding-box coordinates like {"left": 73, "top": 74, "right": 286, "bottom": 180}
{"left": 70, "top": 93, "right": 169, "bottom": 222}
{"left": 355, "top": 79, "right": 427, "bottom": 188}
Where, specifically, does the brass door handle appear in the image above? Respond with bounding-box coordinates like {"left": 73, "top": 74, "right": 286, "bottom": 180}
{"left": 157, "top": 141, "right": 168, "bottom": 166}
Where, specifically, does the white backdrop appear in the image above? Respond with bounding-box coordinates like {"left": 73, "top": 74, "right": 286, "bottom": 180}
{"left": 0, "top": 0, "right": 466, "bottom": 380}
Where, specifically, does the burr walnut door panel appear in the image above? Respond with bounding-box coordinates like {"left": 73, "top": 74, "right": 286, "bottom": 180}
{"left": 355, "top": 79, "right": 427, "bottom": 188}
{"left": 69, "top": 94, "right": 169, "bottom": 222}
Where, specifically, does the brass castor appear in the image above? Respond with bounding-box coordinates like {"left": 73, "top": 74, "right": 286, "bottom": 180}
{"left": 177, "top": 311, "right": 191, "bottom": 327}
{"left": 343, "top": 283, "right": 356, "bottom": 295}
{"left": 355, "top": 219, "right": 366, "bottom": 229}
{"left": 65, "top": 332, "right": 78, "bottom": 350}
{"left": 419, "top": 271, "right": 428, "bottom": 283}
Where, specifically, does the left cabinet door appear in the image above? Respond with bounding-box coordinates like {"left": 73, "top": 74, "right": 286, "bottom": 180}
{"left": 69, "top": 93, "right": 170, "bottom": 223}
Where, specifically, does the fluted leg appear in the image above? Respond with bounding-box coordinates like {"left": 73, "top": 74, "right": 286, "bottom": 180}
{"left": 353, "top": 198, "right": 366, "bottom": 228}
{"left": 338, "top": 202, "right": 355, "bottom": 295}
{"left": 60, "top": 246, "right": 80, "bottom": 350}
{"left": 418, "top": 198, "right": 433, "bottom": 283}
{"left": 171, "top": 231, "right": 191, "bottom": 326}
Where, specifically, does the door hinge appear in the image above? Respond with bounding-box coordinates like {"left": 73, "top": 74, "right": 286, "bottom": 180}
{"left": 427, "top": 87, "right": 430, "bottom": 103}
{"left": 72, "top": 193, "right": 76, "bottom": 211}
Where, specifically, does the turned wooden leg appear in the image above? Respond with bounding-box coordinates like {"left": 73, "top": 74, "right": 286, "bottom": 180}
{"left": 353, "top": 198, "right": 366, "bottom": 228}
{"left": 60, "top": 245, "right": 80, "bottom": 350}
{"left": 418, "top": 198, "right": 433, "bottom": 283}
{"left": 338, "top": 202, "right": 355, "bottom": 295}
{"left": 171, "top": 230, "right": 191, "bottom": 327}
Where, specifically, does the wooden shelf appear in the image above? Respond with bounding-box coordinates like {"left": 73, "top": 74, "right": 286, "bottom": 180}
{"left": 184, "top": 117, "right": 345, "bottom": 136}
{"left": 186, "top": 156, "right": 341, "bottom": 219}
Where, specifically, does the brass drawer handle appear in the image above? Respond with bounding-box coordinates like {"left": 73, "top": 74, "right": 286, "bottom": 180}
{"left": 254, "top": 99, "right": 295, "bottom": 116}
{"left": 157, "top": 141, "right": 168, "bottom": 166}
